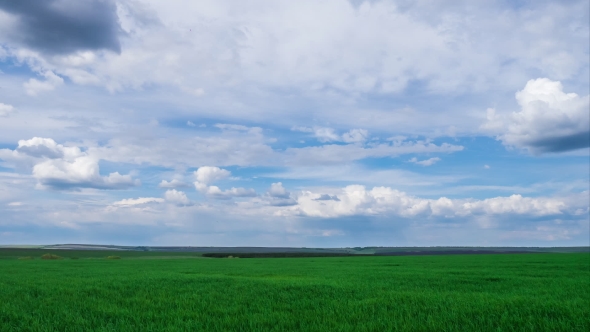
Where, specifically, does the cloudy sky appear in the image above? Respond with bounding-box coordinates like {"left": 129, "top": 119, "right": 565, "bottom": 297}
{"left": 0, "top": 0, "right": 588, "bottom": 247}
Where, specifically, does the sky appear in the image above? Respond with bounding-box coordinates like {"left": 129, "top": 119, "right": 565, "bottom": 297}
{"left": 0, "top": 0, "right": 588, "bottom": 247}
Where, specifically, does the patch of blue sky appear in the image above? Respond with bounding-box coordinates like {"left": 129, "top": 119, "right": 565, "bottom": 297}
{"left": 0, "top": 55, "right": 36, "bottom": 77}
{"left": 350, "top": 136, "right": 589, "bottom": 199}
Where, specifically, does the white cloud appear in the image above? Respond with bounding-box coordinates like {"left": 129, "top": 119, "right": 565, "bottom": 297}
{"left": 159, "top": 179, "right": 189, "bottom": 188}
{"left": 204, "top": 185, "right": 257, "bottom": 199}
{"left": 409, "top": 157, "right": 441, "bottom": 166}
{"left": 312, "top": 127, "right": 340, "bottom": 142}
{"left": 0, "top": 137, "right": 139, "bottom": 190}
{"left": 279, "top": 185, "right": 583, "bottom": 219}
{"left": 113, "top": 190, "right": 191, "bottom": 207}
{"left": 193, "top": 166, "right": 256, "bottom": 199}
{"left": 33, "top": 156, "right": 138, "bottom": 190}
{"left": 186, "top": 121, "right": 196, "bottom": 127}
{"left": 23, "top": 71, "right": 64, "bottom": 96}
{"left": 194, "top": 166, "right": 230, "bottom": 184}
{"left": 114, "top": 197, "right": 164, "bottom": 206}
{"left": 6, "top": 1, "right": 587, "bottom": 101}
{"left": 0, "top": 103, "right": 14, "bottom": 117}
{"left": 293, "top": 126, "right": 368, "bottom": 143}
{"left": 164, "top": 189, "right": 191, "bottom": 205}
{"left": 483, "top": 78, "right": 590, "bottom": 153}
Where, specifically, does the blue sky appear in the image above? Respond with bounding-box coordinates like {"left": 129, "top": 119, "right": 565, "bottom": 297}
{"left": 0, "top": 0, "right": 588, "bottom": 247}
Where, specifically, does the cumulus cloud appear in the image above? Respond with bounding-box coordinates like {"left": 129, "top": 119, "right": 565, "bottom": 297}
{"left": 193, "top": 166, "right": 256, "bottom": 200}
{"left": 267, "top": 182, "right": 290, "bottom": 199}
{"left": 279, "top": 185, "right": 584, "bottom": 219}
{"left": 265, "top": 182, "right": 296, "bottom": 206}
{"left": 194, "top": 166, "right": 230, "bottom": 184}
{"left": 0, "top": 137, "right": 139, "bottom": 190}
{"left": 0, "top": 0, "right": 121, "bottom": 54}
{"left": 0, "top": 102, "right": 14, "bottom": 117}
{"left": 164, "top": 189, "right": 191, "bottom": 206}
{"left": 33, "top": 156, "right": 138, "bottom": 190}
{"left": 16, "top": 137, "right": 66, "bottom": 159}
{"left": 409, "top": 157, "right": 441, "bottom": 166}
{"left": 483, "top": 78, "right": 590, "bottom": 153}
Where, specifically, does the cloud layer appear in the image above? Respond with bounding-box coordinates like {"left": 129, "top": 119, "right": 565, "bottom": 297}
{"left": 0, "top": 1, "right": 587, "bottom": 246}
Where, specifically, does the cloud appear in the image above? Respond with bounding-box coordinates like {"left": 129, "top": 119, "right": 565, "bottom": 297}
{"left": 193, "top": 166, "right": 256, "bottom": 200}
{"left": 33, "top": 156, "right": 138, "bottom": 190}
{"left": 113, "top": 189, "right": 191, "bottom": 207}
{"left": 283, "top": 140, "right": 462, "bottom": 166}
{"left": 114, "top": 197, "right": 164, "bottom": 206}
{"left": 159, "top": 179, "right": 190, "bottom": 188}
{"left": 203, "top": 185, "right": 257, "bottom": 200}
{"left": 342, "top": 129, "right": 369, "bottom": 143}
{"left": 483, "top": 78, "right": 590, "bottom": 153}
{"left": 279, "top": 185, "right": 583, "bottom": 219}
{"left": 293, "top": 126, "right": 368, "bottom": 143}
{"left": 265, "top": 182, "right": 296, "bottom": 206}
{"left": 215, "top": 123, "right": 263, "bottom": 135}
{"left": 0, "top": 0, "right": 121, "bottom": 54}
{"left": 194, "top": 166, "right": 230, "bottom": 184}
{"left": 0, "top": 137, "right": 139, "bottom": 190}
{"left": 23, "top": 71, "right": 64, "bottom": 96}
{"left": 409, "top": 157, "right": 441, "bottom": 166}
{"left": 164, "top": 189, "right": 191, "bottom": 206}
{"left": 314, "top": 194, "right": 340, "bottom": 201}
{"left": 0, "top": 102, "right": 14, "bottom": 117}
{"left": 267, "top": 182, "right": 290, "bottom": 198}
{"left": 16, "top": 137, "right": 66, "bottom": 159}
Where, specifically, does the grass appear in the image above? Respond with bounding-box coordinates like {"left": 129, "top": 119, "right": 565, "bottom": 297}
{"left": 0, "top": 252, "right": 588, "bottom": 331}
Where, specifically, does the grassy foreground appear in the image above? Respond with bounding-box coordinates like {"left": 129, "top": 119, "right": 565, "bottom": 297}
{"left": 0, "top": 253, "right": 588, "bottom": 331}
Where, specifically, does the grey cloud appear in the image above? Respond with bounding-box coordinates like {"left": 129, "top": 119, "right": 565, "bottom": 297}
{"left": 0, "top": 0, "right": 121, "bottom": 54}
{"left": 528, "top": 131, "right": 590, "bottom": 153}
{"left": 268, "top": 198, "right": 297, "bottom": 207}
{"left": 38, "top": 177, "right": 139, "bottom": 191}
{"left": 314, "top": 194, "right": 340, "bottom": 201}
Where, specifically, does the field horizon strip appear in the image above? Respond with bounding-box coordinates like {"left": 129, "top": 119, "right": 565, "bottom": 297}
{"left": 0, "top": 252, "right": 588, "bottom": 331}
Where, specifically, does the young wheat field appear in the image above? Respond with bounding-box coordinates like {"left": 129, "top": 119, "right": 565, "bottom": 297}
{"left": 0, "top": 251, "right": 588, "bottom": 331}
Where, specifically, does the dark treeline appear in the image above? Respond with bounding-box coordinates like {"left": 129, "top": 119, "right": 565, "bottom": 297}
{"left": 202, "top": 253, "right": 358, "bottom": 258}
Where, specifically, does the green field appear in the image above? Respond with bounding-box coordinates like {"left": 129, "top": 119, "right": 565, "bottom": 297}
{"left": 0, "top": 252, "right": 588, "bottom": 331}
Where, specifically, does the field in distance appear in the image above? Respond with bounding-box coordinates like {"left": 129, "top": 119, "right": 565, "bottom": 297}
{"left": 1, "top": 244, "right": 587, "bottom": 258}
{"left": 0, "top": 252, "right": 588, "bottom": 331}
